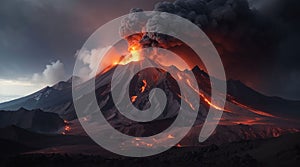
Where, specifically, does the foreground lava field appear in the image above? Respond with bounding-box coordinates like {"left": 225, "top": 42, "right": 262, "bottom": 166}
{"left": 1, "top": 132, "right": 300, "bottom": 167}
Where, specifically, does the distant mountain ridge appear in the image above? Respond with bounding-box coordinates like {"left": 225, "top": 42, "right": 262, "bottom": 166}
{"left": 0, "top": 108, "right": 64, "bottom": 133}
{"left": 0, "top": 77, "right": 80, "bottom": 120}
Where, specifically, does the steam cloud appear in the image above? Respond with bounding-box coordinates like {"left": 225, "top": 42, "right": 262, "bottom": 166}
{"left": 32, "top": 60, "right": 66, "bottom": 85}
{"left": 76, "top": 46, "right": 124, "bottom": 80}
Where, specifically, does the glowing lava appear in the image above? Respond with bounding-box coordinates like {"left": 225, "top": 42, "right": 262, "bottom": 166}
{"left": 185, "top": 78, "right": 230, "bottom": 112}
{"left": 131, "top": 96, "right": 137, "bottom": 102}
{"left": 232, "top": 117, "right": 266, "bottom": 125}
{"left": 64, "top": 125, "right": 71, "bottom": 132}
{"left": 118, "top": 45, "right": 142, "bottom": 65}
{"left": 140, "top": 80, "right": 147, "bottom": 93}
{"left": 231, "top": 100, "right": 277, "bottom": 118}
{"left": 167, "top": 134, "right": 175, "bottom": 139}
{"left": 103, "top": 42, "right": 279, "bottom": 128}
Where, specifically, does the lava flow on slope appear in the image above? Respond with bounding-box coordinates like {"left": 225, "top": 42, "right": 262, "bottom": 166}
{"left": 92, "top": 35, "right": 299, "bottom": 131}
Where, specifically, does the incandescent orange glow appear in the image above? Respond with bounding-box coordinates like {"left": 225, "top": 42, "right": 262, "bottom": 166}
{"left": 187, "top": 76, "right": 276, "bottom": 118}
{"left": 146, "top": 143, "right": 153, "bottom": 147}
{"left": 64, "top": 125, "right": 71, "bottom": 132}
{"left": 177, "top": 74, "right": 182, "bottom": 80}
{"left": 185, "top": 78, "right": 230, "bottom": 112}
{"left": 118, "top": 45, "right": 142, "bottom": 65}
{"left": 182, "top": 73, "right": 275, "bottom": 120}
{"left": 203, "top": 98, "right": 226, "bottom": 111}
{"left": 232, "top": 117, "right": 267, "bottom": 125}
{"left": 106, "top": 43, "right": 277, "bottom": 127}
{"left": 167, "top": 134, "right": 175, "bottom": 139}
{"left": 140, "top": 80, "right": 147, "bottom": 93}
{"left": 187, "top": 100, "right": 196, "bottom": 110}
{"left": 231, "top": 100, "right": 277, "bottom": 118}
{"left": 131, "top": 96, "right": 137, "bottom": 102}
{"left": 177, "top": 93, "right": 196, "bottom": 110}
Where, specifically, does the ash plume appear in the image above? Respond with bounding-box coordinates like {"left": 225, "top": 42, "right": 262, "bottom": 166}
{"left": 120, "top": 0, "right": 276, "bottom": 49}
{"left": 120, "top": 0, "right": 300, "bottom": 100}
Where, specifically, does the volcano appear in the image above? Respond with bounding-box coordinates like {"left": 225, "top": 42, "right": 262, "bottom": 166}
{"left": 0, "top": 56, "right": 299, "bottom": 149}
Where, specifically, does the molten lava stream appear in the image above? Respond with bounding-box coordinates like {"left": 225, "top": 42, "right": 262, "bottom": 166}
{"left": 231, "top": 117, "right": 267, "bottom": 125}
{"left": 118, "top": 45, "right": 142, "bottom": 65}
{"left": 185, "top": 78, "right": 231, "bottom": 113}
{"left": 131, "top": 96, "right": 137, "bottom": 102}
{"left": 231, "top": 99, "right": 277, "bottom": 118}
{"left": 106, "top": 44, "right": 277, "bottom": 122}
{"left": 99, "top": 44, "right": 143, "bottom": 75}
{"left": 140, "top": 79, "right": 147, "bottom": 93}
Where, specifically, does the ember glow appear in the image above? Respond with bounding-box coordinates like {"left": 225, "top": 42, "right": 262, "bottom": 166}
{"left": 108, "top": 39, "right": 280, "bottom": 129}
{"left": 61, "top": 125, "right": 71, "bottom": 135}
{"left": 167, "top": 134, "right": 175, "bottom": 139}
{"left": 232, "top": 117, "right": 266, "bottom": 125}
{"left": 140, "top": 80, "right": 147, "bottom": 93}
{"left": 118, "top": 45, "right": 142, "bottom": 65}
{"left": 185, "top": 78, "right": 230, "bottom": 112}
{"left": 177, "top": 73, "right": 183, "bottom": 80}
{"left": 131, "top": 95, "right": 137, "bottom": 102}
{"left": 203, "top": 97, "right": 227, "bottom": 111}
{"left": 231, "top": 100, "right": 277, "bottom": 118}
{"left": 184, "top": 75, "right": 279, "bottom": 122}
{"left": 177, "top": 93, "right": 196, "bottom": 110}
{"left": 64, "top": 125, "right": 71, "bottom": 132}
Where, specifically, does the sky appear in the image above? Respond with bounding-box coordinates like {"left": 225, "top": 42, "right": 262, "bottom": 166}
{"left": 0, "top": 0, "right": 299, "bottom": 102}
{"left": 0, "top": 0, "right": 172, "bottom": 102}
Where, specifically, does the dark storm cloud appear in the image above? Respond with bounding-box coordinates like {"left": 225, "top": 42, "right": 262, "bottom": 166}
{"left": 0, "top": 0, "right": 78, "bottom": 78}
{"left": 0, "top": 0, "right": 171, "bottom": 79}
{"left": 260, "top": 0, "right": 300, "bottom": 100}
{"left": 121, "top": 0, "right": 300, "bottom": 100}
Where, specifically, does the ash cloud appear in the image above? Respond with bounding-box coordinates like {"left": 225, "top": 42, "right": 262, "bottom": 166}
{"left": 121, "top": 0, "right": 300, "bottom": 100}
{"left": 121, "top": 0, "right": 275, "bottom": 48}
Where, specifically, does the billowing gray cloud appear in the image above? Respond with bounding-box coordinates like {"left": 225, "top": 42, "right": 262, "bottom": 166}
{"left": 120, "top": 0, "right": 300, "bottom": 100}
{"left": 121, "top": 0, "right": 277, "bottom": 51}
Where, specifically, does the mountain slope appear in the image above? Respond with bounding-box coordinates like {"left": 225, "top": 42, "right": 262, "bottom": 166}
{"left": 0, "top": 62, "right": 299, "bottom": 121}
{"left": 0, "top": 59, "right": 299, "bottom": 141}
